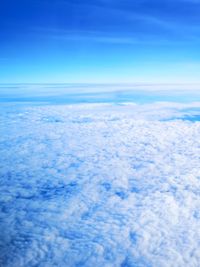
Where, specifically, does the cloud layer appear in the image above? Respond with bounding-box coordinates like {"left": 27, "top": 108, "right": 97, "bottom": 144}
{"left": 1, "top": 102, "right": 200, "bottom": 266}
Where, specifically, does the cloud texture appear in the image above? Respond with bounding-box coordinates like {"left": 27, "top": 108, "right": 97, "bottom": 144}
{"left": 1, "top": 102, "right": 200, "bottom": 266}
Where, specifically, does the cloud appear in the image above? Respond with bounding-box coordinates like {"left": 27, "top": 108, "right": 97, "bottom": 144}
{"left": 29, "top": 0, "right": 200, "bottom": 45}
{"left": 1, "top": 102, "right": 200, "bottom": 266}
{"left": 32, "top": 26, "right": 197, "bottom": 46}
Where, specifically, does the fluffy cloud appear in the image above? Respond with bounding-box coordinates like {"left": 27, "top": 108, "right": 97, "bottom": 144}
{"left": 1, "top": 102, "right": 200, "bottom": 266}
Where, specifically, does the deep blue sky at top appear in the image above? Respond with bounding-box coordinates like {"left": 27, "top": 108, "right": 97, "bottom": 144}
{"left": 1, "top": 0, "right": 200, "bottom": 83}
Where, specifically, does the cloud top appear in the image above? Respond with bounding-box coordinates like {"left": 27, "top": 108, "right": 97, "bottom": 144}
{"left": 1, "top": 102, "right": 200, "bottom": 266}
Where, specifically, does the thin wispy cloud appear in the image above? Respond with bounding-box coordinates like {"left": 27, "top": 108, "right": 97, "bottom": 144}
{"left": 29, "top": 0, "right": 200, "bottom": 46}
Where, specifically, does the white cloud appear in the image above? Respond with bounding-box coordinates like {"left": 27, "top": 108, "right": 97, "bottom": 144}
{"left": 1, "top": 102, "right": 200, "bottom": 266}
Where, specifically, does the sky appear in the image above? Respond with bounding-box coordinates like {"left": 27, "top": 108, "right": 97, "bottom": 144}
{"left": 1, "top": 0, "right": 200, "bottom": 83}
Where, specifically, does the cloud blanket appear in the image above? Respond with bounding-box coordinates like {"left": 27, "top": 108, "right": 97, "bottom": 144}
{"left": 1, "top": 102, "right": 200, "bottom": 266}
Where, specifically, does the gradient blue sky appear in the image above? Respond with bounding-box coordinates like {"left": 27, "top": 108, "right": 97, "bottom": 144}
{"left": 1, "top": 0, "right": 200, "bottom": 83}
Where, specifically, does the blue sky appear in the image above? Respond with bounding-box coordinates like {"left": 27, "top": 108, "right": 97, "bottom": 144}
{"left": 1, "top": 0, "right": 200, "bottom": 83}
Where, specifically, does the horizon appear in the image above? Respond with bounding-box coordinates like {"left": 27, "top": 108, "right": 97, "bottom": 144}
{"left": 1, "top": 82, "right": 200, "bottom": 105}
